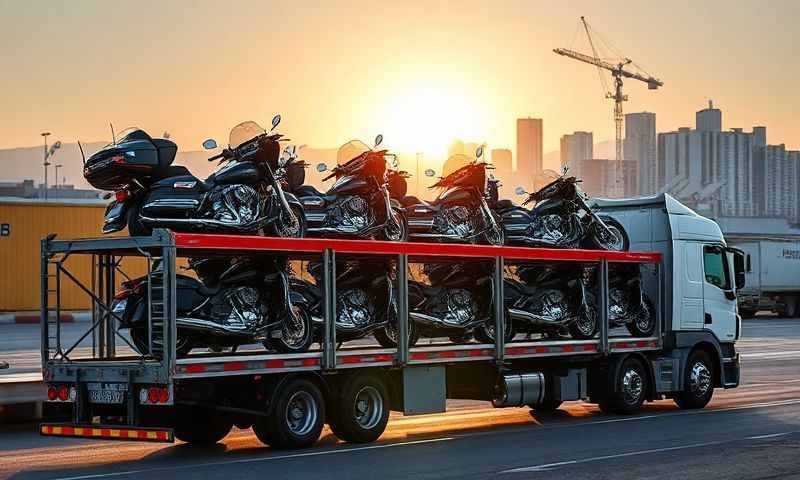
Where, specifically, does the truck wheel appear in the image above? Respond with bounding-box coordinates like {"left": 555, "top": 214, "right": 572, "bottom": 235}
{"left": 253, "top": 377, "right": 325, "bottom": 450}
{"left": 739, "top": 308, "right": 756, "bottom": 319}
{"left": 598, "top": 357, "right": 648, "bottom": 414}
{"left": 783, "top": 297, "right": 799, "bottom": 318}
{"left": 528, "top": 398, "right": 563, "bottom": 414}
{"left": 173, "top": 406, "right": 232, "bottom": 444}
{"left": 568, "top": 303, "right": 598, "bottom": 340}
{"left": 328, "top": 373, "right": 390, "bottom": 444}
{"left": 625, "top": 296, "right": 656, "bottom": 337}
{"left": 674, "top": 350, "right": 715, "bottom": 409}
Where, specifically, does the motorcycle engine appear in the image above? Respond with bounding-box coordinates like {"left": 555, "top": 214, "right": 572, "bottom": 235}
{"left": 211, "top": 185, "right": 261, "bottom": 225}
{"left": 429, "top": 288, "right": 474, "bottom": 326}
{"left": 332, "top": 196, "right": 373, "bottom": 231}
{"left": 530, "top": 289, "right": 569, "bottom": 322}
{"left": 337, "top": 288, "right": 375, "bottom": 329}
{"left": 609, "top": 287, "right": 626, "bottom": 321}
{"left": 437, "top": 206, "right": 476, "bottom": 238}
{"left": 531, "top": 214, "right": 567, "bottom": 243}
{"left": 209, "top": 286, "right": 263, "bottom": 331}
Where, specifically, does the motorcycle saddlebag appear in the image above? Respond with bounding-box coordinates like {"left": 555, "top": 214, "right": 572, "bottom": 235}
{"left": 140, "top": 176, "right": 203, "bottom": 216}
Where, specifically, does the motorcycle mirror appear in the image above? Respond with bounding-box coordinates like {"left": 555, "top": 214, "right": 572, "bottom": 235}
{"left": 270, "top": 114, "right": 281, "bottom": 132}
{"left": 476, "top": 146, "right": 483, "bottom": 159}
{"left": 374, "top": 134, "right": 383, "bottom": 148}
{"left": 562, "top": 165, "right": 569, "bottom": 175}
{"left": 202, "top": 139, "right": 218, "bottom": 150}
{"left": 514, "top": 186, "right": 527, "bottom": 196}
{"left": 316, "top": 163, "right": 328, "bottom": 173}
{"left": 289, "top": 145, "right": 296, "bottom": 156}
{"left": 424, "top": 168, "right": 436, "bottom": 177}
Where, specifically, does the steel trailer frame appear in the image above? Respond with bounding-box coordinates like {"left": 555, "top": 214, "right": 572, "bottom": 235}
{"left": 40, "top": 229, "right": 663, "bottom": 423}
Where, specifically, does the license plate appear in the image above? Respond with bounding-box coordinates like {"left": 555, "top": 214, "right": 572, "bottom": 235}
{"left": 87, "top": 383, "right": 127, "bottom": 404}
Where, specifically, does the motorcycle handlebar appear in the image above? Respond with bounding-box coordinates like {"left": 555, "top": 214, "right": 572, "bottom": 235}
{"left": 208, "top": 148, "right": 233, "bottom": 162}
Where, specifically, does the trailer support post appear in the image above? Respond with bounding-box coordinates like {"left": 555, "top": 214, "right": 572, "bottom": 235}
{"left": 162, "top": 245, "right": 178, "bottom": 376}
{"left": 494, "top": 256, "right": 505, "bottom": 364}
{"left": 40, "top": 240, "right": 49, "bottom": 366}
{"left": 322, "top": 248, "right": 337, "bottom": 370}
{"left": 599, "top": 259, "right": 609, "bottom": 354}
{"left": 397, "top": 253, "right": 409, "bottom": 366}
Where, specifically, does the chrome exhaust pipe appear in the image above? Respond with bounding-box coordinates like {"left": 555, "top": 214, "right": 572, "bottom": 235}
{"left": 493, "top": 372, "right": 545, "bottom": 407}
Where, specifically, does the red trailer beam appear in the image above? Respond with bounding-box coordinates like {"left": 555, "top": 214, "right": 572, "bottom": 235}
{"left": 173, "top": 233, "right": 661, "bottom": 263}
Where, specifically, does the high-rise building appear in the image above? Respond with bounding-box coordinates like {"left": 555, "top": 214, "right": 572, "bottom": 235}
{"left": 578, "top": 159, "right": 635, "bottom": 198}
{"left": 624, "top": 112, "right": 657, "bottom": 195}
{"left": 516, "top": 118, "right": 543, "bottom": 186}
{"left": 696, "top": 100, "right": 722, "bottom": 132}
{"left": 491, "top": 148, "right": 513, "bottom": 197}
{"left": 560, "top": 131, "right": 593, "bottom": 179}
{"left": 763, "top": 145, "right": 800, "bottom": 222}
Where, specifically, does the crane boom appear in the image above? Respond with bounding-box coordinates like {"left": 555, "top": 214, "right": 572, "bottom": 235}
{"left": 554, "top": 16, "right": 663, "bottom": 197}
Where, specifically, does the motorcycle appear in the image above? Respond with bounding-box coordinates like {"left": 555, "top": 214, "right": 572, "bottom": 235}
{"left": 110, "top": 256, "right": 314, "bottom": 357}
{"left": 504, "top": 263, "right": 599, "bottom": 340}
{"left": 294, "top": 136, "right": 408, "bottom": 241}
{"left": 403, "top": 262, "right": 512, "bottom": 345}
{"left": 83, "top": 115, "right": 305, "bottom": 238}
{"left": 604, "top": 263, "right": 656, "bottom": 337}
{"left": 403, "top": 147, "right": 505, "bottom": 246}
{"left": 497, "top": 168, "right": 628, "bottom": 250}
{"left": 290, "top": 258, "right": 397, "bottom": 345}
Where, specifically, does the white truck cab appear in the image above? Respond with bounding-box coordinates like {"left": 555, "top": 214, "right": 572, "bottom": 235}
{"left": 595, "top": 194, "right": 744, "bottom": 388}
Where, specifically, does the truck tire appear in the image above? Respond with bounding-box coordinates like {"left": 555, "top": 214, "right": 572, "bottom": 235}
{"left": 674, "top": 350, "right": 715, "bottom": 409}
{"left": 739, "top": 308, "right": 756, "bottom": 319}
{"left": 173, "top": 406, "right": 232, "bottom": 444}
{"left": 528, "top": 398, "right": 563, "bottom": 414}
{"left": 328, "top": 373, "right": 390, "bottom": 443}
{"left": 783, "top": 297, "right": 799, "bottom": 318}
{"left": 598, "top": 357, "right": 648, "bottom": 414}
{"left": 253, "top": 377, "right": 325, "bottom": 450}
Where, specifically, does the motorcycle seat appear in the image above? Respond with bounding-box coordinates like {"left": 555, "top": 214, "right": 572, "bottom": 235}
{"left": 495, "top": 199, "right": 516, "bottom": 211}
{"left": 404, "top": 196, "right": 440, "bottom": 211}
{"left": 296, "top": 184, "right": 338, "bottom": 204}
{"left": 197, "top": 284, "right": 221, "bottom": 297}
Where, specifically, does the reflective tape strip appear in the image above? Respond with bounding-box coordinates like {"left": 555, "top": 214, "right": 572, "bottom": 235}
{"left": 410, "top": 349, "right": 493, "bottom": 361}
{"left": 40, "top": 424, "right": 173, "bottom": 442}
{"left": 505, "top": 343, "right": 598, "bottom": 357}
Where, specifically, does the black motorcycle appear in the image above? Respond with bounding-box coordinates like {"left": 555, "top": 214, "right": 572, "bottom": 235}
{"left": 504, "top": 263, "right": 599, "bottom": 340}
{"left": 605, "top": 263, "right": 656, "bottom": 337}
{"left": 497, "top": 169, "right": 628, "bottom": 251}
{"left": 83, "top": 116, "right": 305, "bottom": 238}
{"left": 111, "top": 256, "right": 314, "bottom": 357}
{"left": 294, "top": 136, "right": 407, "bottom": 241}
{"left": 290, "top": 259, "right": 396, "bottom": 344}
{"left": 403, "top": 262, "right": 512, "bottom": 345}
{"left": 403, "top": 149, "right": 504, "bottom": 246}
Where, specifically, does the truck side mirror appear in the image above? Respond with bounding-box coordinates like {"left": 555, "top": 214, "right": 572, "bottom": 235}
{"left": 733, "top": 250, "right": 746, "bottom": 290}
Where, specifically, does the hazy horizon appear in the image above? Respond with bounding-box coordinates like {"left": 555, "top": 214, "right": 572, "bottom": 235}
{"left": 2, "top": 0, "right": 798, "bottom": 164}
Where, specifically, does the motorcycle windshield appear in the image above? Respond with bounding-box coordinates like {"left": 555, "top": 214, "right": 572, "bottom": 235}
{"left": 332, "top": 140, "right": 387, "bottom": 180}
{"left": 337, "top": 140, "right": 371, "bottom": 165}
{"left": 525, "top": 170, "right": 562, "bottom": 205}
{"left": 229, "top": 121, "right": 266, "bottom": 149}
{"left": 432, "top": 159, "right": 485, "bottom": 191}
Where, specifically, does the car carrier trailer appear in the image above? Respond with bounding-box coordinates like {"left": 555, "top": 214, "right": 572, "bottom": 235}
{"left": 39, "top": 194, "right": 743, "bottom": 449}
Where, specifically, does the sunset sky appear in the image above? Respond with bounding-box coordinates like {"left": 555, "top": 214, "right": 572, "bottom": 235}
{"left": 1, "top": 0, "right": 798, "bottom": 168}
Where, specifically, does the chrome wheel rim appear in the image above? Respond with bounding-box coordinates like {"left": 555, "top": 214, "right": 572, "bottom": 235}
{"left": 385, "top": 214, "right": 405, "bottom": 241}
{"left": 282, "top": 306, "right": 308, "bottom": 348}
{"left": 354, "top": 386, "right": 383, "bottom": 430}
{"left": 597, "top": 224, "right": 625, "bottom": 251}
{"left": 622, "top": 368, "right": 643, "bottom": 405}
{"left": 285, "top": 391, "right": 317, "bottom": 436}
{"left": 689, "top": 361, "right": 712, "bottom": 397}
{"left": 278, "top": 210, "right": 302, "bottom": 238}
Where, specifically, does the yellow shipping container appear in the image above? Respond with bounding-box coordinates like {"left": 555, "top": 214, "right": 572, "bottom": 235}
{"left": 0, "top": 198, "right": 148, "bottom": 311}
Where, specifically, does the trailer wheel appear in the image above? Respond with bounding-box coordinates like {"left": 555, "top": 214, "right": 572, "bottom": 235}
{"left": 173, "top": 406, "right": 232, "bottom": 444}
{"left": 328, "top": 373, "right": 390, "bottom": 443}
{"left": 598, "top": 357, "right": 648, "bottom": 414}
{"left": 253, "top": 377, "right": 325, "bottom": 450}
{"left": 674, "top": 350, "right": 715, "bottom": 409}
{"left": 739, "top": 308, "right": 756, "bottom": 319}
{"left": 783, "top": 297, "right": 799, "bottom": 318}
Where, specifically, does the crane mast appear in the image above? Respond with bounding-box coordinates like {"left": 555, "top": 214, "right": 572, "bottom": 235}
{"left": 554, "top": 16, "right": 663, "bottom": 196}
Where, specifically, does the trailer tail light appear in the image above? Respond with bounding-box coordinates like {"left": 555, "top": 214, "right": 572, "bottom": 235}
{"left": 46, "top": 384, "right": 76, "bottom": 402}
{"left": 139, "top": 386, "right": 171, "bottom": 405}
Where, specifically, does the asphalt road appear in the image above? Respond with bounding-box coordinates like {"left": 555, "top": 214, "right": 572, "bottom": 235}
{"left": 2, "top": 318, "right": 800, "bottom": 480}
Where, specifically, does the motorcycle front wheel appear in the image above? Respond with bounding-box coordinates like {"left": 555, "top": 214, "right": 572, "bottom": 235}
{"left": 625, "top": 295, "right": 656, "bottom": 337}
{"left": 267, "top": 304, "right": 314, "bottom": 353}
{"left": 589, "top": 216, "right": 629, "bottom": 251}
{"left": 272, "top": 204, "right": 307, "bottom": 238}
{"left": 474, "top": 312, "right": 515, "bottom": 344}
{"left": 568, "top": 303, "right": 599, "bottom": 340}
{"left": 381, "top": 208, "right": 409, "bottom": 242}
{"left": 482, "top": 212, "right": 506, "bottom": 246}
{"left": 130, "top": 327, "right": 193, "bottom": 357}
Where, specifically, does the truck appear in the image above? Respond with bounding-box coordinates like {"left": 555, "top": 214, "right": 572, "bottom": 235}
{"left": 724, "top": 236, "right": 800, "bottom": 318}
{"left": 39, "top": 194, "right": 744, "bottom": 449}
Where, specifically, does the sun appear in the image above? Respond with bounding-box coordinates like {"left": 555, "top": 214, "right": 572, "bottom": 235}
{"left": 381, "top": 86, "right": 487, "bottom": 159}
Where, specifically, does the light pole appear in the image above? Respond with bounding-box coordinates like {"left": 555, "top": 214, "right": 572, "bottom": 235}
{"left": 415, "top": 152, "right": 422, "bottom": 196}
{"left": 41, "top": 132, "right": 50, "bottom": 200}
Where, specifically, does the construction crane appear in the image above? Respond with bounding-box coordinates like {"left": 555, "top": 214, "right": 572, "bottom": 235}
{"left": 554, "top": 16, "right": 663, "bottom": 195}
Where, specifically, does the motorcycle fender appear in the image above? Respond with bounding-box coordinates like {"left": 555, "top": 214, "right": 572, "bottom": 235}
{"left": 390, "top": 198, "right": 402, "bottom": 210}
{"left": 102, "top": 200, "right": 129, "bottom": 234}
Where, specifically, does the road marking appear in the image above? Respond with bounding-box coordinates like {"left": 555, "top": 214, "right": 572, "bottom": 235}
{"left": 742, "top": 350, "right": 800, "bottom": 359}
{"left": 51, "top": 436, "right": 454, "bottom": 480}
{"left": 500, "top": 431, "right": 797, "bottom": 473}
